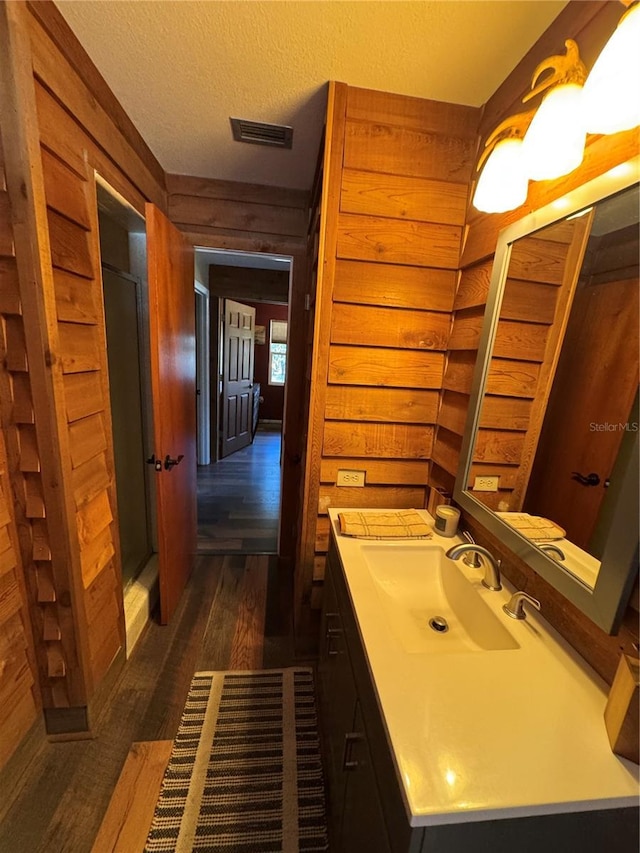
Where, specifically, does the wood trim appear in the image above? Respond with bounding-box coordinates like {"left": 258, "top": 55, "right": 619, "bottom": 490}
{"left": 0, "top": 0, "right": 92, "bottom": 705}
{"left": 296, "top": 81, "right": 348, "bottom": 642}
{"left": 82, "top": 174, "right": 125, "bottom": 655}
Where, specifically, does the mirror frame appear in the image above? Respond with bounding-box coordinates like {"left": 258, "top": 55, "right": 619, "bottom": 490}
{"left": 454, "top": 156, "right": 640, "bottom": 634}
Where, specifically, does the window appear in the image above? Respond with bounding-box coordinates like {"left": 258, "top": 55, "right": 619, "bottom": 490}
{"left": 269, "top": 320, "right": 287, "bottom": 385}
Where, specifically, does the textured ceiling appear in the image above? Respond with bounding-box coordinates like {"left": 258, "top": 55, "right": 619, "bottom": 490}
{"left": 55, "top": 0, "right": 568, "bottom": 191}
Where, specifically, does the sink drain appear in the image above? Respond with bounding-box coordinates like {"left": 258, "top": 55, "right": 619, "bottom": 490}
{"left": 429, "top": 616, "right": 449, "bottom": 633}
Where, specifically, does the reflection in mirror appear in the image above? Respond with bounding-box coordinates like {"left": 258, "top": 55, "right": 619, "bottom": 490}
{"left": 455, "top": 160, "right": 640, "bottom": 633}
{"left": 467, "top": 183, "right": 639, "bottom": 592}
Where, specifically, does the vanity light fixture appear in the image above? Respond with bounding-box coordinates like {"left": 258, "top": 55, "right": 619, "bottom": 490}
{"left": 472, "top": 2, "right": 640, "bottom": 215}
{"left": 582, "top": 1, "right": 640, "bottom": 135}
{"left": 472, "top": 111, "right": 533, "bottom": 214}
{"left": 520, "top": 40, "right": 587, "bottom": 182}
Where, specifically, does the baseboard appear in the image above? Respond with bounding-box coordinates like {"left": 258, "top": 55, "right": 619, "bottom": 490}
{"left": 124, "top": 555, "right": 159, "bottom": 658}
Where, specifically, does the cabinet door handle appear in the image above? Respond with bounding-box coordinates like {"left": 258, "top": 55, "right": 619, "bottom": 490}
{"left": 342, "top": 732, "right": 363, "bottom": 770}
{"left": 326, "top": 626, "right": 342, "bottom": 656}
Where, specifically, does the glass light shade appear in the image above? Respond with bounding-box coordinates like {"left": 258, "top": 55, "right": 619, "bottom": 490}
{"left": 582, "top": 3, "right": 640, "bottom": 134}
{"left": 522, "top": 83, "right": 586, "bottom": 182}
{"left": 472, "top": 138, "right": 528, "bottom": 213}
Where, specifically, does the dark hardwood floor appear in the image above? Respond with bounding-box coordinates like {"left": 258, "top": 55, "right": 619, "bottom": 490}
{"left": 0, "top": 553, "right": 297, "bottom": 853}
{"left": 198, "top": 425, "right": 282, "bottom": 554}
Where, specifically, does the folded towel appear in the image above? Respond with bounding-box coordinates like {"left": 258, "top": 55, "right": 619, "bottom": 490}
{"left": 496, "top": 512, "right": 565, "bottom": 541}
{"left": 338, "top": 509, "right": 433, "bottom": 540}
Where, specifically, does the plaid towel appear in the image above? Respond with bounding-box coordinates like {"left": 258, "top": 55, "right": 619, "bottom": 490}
{"left": 338, "top": 509, "right": 433, "bottom": 539}
{"left": 497, "top": 512, "right": 565, "bottom": 541}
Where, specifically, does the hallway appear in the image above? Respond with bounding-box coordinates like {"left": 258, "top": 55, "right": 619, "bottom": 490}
{"left": 197, "top": 425, "right": 282, "bottom": 554}
{"left": 0, "top": 554, "right": 295, "bottom": 852}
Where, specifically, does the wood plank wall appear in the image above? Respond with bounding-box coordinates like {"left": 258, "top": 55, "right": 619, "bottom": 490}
{"left": 0, "top": 0, "right": 169, "bottom": 732}
{"left": 38, "top": 117, "right": 124, "bottom": 694}
{"left": 26, "top": 3, "right": 170, "bottom": 707}
{"left": 434, "top": 0, "right": 640, "bottom": 683}
{"left": 297, "top": 85, "right": 481, "bottom": 621}
{"left": 0, "top": 136, "right": 42, "bottom": 771}
{"left": 166, "top": 173, "right": 309, "bottom": 572}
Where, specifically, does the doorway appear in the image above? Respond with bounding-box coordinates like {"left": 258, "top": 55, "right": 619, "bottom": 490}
{"left": 194, "top": 249, "right": 292, "bottom": 556}
{"left": 96, "top": 180, "right": 158, "bottom": 651}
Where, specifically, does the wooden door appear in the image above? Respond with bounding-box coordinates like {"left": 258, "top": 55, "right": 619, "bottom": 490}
{"left": 146, "top": 204, "right": 196, "bottom": 624}
{"left": 220, "top": 299, "right": 255, "bottom": 458}
{"left": 524, "top": 276, "right": 639, "bottom": 549}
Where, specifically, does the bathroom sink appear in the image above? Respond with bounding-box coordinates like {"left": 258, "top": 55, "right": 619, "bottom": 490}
{"left": 360, "top": 545, "right": 519, "bottom": 655}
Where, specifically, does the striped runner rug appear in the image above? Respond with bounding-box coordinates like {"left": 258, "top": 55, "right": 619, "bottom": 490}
{"left": 144, "top": 668, "right": 328, "bottom": 852}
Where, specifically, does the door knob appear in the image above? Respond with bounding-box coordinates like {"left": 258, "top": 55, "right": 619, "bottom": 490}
{"left": 571, "top": 471, "right": 601, "bottom": 486}
{"left": 146, "top": 454, "right": 162, "bottom": 472}
{"left": 164, "top": 454, "right": 184, "bottom": 471}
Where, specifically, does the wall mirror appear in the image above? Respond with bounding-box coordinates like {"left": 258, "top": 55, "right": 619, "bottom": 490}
{"left": 454, "top": 157, "right": 640, "bottom": 633}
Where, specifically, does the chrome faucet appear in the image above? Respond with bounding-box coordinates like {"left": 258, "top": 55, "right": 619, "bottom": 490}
{"left": 446, "top": 543, "right": 502, "bottom": 591}
{"left": 460, "top": 530, "right": 482, "bottom": 568}
{"left": 503, "top": 591, "right": 541, "bottom": 620}
{"left": 539, "top": 543, "right": 565, "bottom": 562}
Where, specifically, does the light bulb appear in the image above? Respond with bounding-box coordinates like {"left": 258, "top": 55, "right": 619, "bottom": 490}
{"left": 582, "top": 3, "right": 640, "bottom": 135}
{"left": 472, "top": 138, "right": 528, "bottom": 214}
{"left": 522, "top": 83, "right": 586, "bottom": 181}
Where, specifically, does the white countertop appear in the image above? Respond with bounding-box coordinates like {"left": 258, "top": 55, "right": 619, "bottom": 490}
{"left": 328, "top": 508, "right": 639, "bottom": 828}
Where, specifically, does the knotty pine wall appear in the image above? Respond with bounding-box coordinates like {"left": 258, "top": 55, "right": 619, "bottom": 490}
{"left": 0, "top": 139, "right": 42, "bottom": 773}
{"left": 432, "top": 0, "right": 639, "bottom": 684}
{"left": 297, "top": 83, "right": 481, "bottom": 623}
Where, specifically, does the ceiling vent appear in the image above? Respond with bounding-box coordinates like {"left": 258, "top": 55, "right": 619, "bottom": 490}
{"left": 230, "top": 117, "right": 293, "bottom": 149}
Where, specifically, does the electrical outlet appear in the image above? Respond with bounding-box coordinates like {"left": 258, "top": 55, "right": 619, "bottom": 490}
{"left": 473, "top": 475, "right": 499, "bottom": 492}
{"left": 337, "top": 469, "right": 366, "bottom": 487}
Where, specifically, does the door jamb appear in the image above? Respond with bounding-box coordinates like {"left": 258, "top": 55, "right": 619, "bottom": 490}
{"left": 195, "top": 282, "right": 210, "bottom": 466}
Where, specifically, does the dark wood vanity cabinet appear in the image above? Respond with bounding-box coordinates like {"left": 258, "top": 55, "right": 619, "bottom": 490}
{"left": 317, "top": 536, "right": 640, "bottom": 853}
{"left": 318, "top": 544, "right": 412, "bottom": 853}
